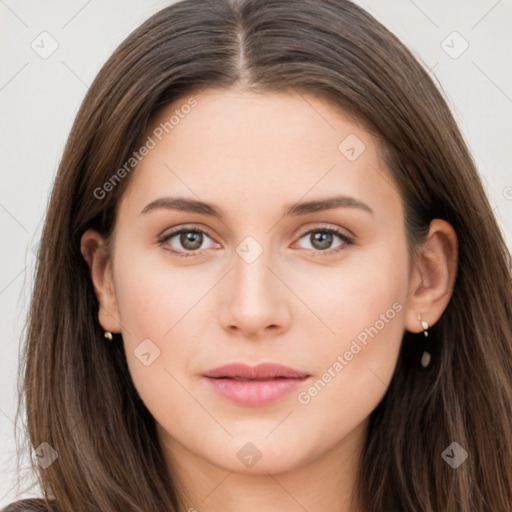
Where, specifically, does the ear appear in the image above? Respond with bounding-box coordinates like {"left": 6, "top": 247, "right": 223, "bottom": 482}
{"left": 404, "top": 219, "right": 458, "bottom": 333}
{"left": 80, "top": 228, "right": 122, "bottom": 334}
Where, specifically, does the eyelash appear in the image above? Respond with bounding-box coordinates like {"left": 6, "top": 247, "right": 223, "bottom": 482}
{"left": 156, "top": 224, "right": 354, "bottom": 259}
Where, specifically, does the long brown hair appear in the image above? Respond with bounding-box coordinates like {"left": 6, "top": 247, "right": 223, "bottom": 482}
{"left": 10, "top": 0, "right": 512, "bottom": 510}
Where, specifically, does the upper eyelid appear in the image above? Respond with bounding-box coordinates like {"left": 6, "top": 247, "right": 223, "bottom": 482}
{"left": 295, "top": 224, "right": 353, "bottom": 240}
{"left": 160, "top": 223, "right": 215, "bottom": 238}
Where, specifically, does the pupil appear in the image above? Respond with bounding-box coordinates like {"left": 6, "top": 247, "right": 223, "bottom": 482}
{"left": 181, "top": 231, "right": 203, "bottom": 250}
{"left": 312, "top": 231, "right": 332, "bottom": 250}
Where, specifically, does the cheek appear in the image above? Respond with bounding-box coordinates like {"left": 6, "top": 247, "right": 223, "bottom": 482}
{"left": 286, "top": 232, "right": 408, "bottom": 348}
{"left": 110, "top": 245, "right": 207, "bottom": 401}
{"left": 294, "top": 308, "right": 404, "bottom": 458}
{"left": 293, "top": 239, "right": 409, "bottom": 430}
{"left": 111, "top": 242, "right": 213, "bottom": 341}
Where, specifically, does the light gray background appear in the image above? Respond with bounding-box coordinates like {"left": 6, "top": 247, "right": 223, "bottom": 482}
{"left": 1, "top": 0, "right": 511, "bottom": 505}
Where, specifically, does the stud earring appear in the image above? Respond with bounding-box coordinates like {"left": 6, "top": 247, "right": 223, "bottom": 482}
{"left": 104, "top": 331, "right": 113, "bottom": 341}
{"left": 419, "top": 316, "right": 429, "bottom": 337}
{"left": 417, "top": 314, "right": 430, "bottom": 368}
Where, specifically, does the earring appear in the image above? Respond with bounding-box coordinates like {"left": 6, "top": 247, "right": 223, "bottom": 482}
{"left": 419, "top": 316, "right": 429, "bottom": 337}
{"left": 104, "top": 331, "right": 113, "bottom": 341}
{"left": 417, "top": 314, "right": 430, "bottom": 368}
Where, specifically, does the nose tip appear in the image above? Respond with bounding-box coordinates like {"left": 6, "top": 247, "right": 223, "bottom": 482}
{"left": 218, "top": 253, "right": 292, "bottom": 339}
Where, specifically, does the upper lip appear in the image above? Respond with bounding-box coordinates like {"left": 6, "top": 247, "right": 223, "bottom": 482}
{"left": 203, "top": 363, "right": 310, "bottom": 380}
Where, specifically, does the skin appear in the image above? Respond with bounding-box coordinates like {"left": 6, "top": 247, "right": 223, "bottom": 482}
{"left": 81, "top": 88, "right": 458, "bottom": 512}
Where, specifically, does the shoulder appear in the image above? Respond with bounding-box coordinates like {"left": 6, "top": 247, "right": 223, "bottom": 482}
{"left": 1, "top": 499, "right": 53, "bottom": 511}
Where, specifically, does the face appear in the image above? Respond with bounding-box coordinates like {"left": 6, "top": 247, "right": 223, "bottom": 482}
{"left": 100, "top": 88, "right": 412, "bottom": 477}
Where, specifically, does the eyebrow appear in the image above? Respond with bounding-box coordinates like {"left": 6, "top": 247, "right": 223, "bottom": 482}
{"left": 139, "top": 195, "right": 374, "bottom": 218}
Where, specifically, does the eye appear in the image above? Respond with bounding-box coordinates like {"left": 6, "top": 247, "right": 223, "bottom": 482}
{"left": 294, "top": 226, "right": 353, "bottom": 256}
{"left": 157, "top": 226, "right": 218, "bottom": 257}
{"left": 157, "top": 225, "right": 354, "bottom": 259}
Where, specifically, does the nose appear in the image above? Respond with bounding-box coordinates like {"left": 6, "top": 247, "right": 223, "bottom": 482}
{"left": 218, "top": 248, "right": 292, "bottom": 340}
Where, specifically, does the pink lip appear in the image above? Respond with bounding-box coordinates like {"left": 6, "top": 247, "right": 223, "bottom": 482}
{"left": 203, "top": 363, "right": 310, "bottom": 407}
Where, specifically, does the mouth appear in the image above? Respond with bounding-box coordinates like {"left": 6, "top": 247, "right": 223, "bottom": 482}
{"left": 202, "top": 363, "right": 311, "bottom": 406}
{"left": 203, "top": 362, "right": 310, "bottom": 380}
{"left": 215, "top": 376, "right": 294, "bottom": 381}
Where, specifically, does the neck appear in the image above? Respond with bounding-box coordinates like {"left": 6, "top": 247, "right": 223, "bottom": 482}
{"left": 158, "top": 420, "right": 367, "bottom": 512}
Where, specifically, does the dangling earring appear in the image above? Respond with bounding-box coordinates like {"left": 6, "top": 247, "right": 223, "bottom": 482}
{"left": 418, "top": 314, "right": 430, "bottom": 367}
{"left": 104, "top": 331, "right": 113, "bottom": 341}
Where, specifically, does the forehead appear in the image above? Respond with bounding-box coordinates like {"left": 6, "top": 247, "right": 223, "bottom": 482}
{"left": 119, "top": 88, "right": 401, "bottom": 223}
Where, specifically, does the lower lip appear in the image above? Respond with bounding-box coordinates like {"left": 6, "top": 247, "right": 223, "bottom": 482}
{"left": 204, "top": 376, "right": 309, "bottom": 407}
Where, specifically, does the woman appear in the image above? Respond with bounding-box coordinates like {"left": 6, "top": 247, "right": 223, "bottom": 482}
{"left": 5, "top": 0, "right": 512, "bottom": 510}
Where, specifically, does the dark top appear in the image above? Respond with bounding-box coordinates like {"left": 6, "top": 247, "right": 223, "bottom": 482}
{"left": 1, "top": 499, "right": 52, "bottom": 511}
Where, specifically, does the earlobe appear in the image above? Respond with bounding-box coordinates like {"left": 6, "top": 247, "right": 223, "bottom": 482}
{"left": 404, "top": 219, "right": 458, "bottom": 333}
{"left": 80, "top": 229, "right": 122, "bottom": 334}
